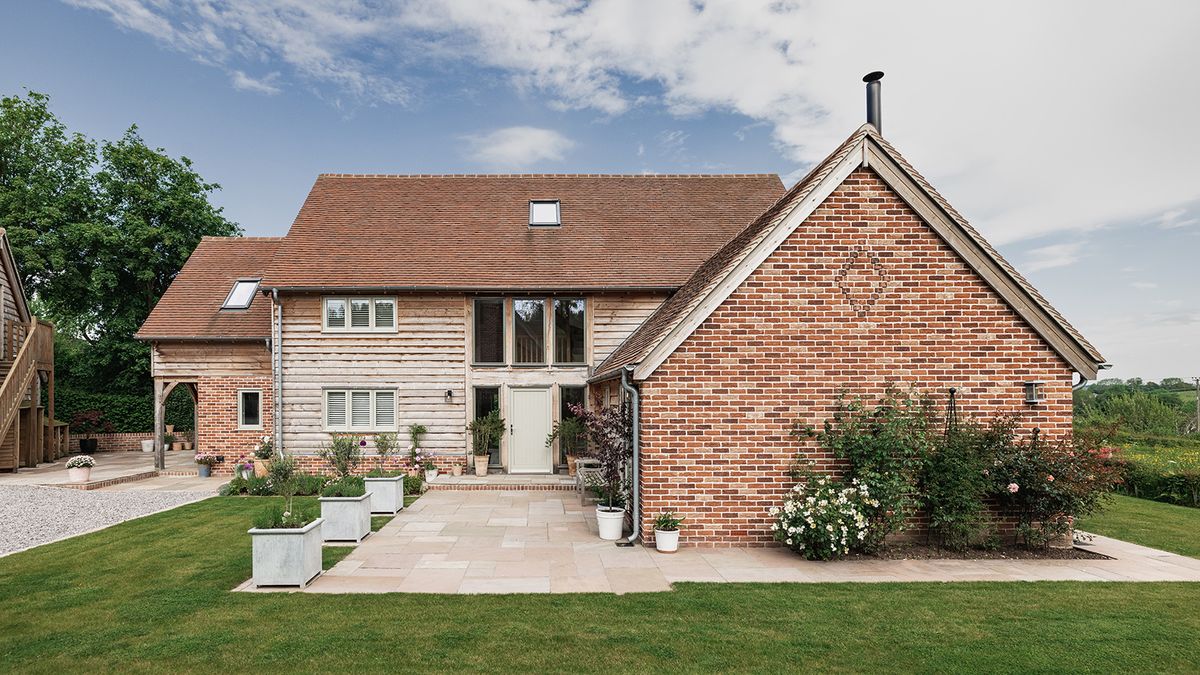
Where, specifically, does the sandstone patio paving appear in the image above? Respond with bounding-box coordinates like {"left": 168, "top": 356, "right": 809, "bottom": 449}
{"left": 235, "top": 490, "right": 1200, "bottom": 594}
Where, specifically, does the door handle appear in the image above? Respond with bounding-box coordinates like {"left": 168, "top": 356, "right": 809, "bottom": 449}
{"left": 510, "top": 424, "right": 514, "bottom": 435}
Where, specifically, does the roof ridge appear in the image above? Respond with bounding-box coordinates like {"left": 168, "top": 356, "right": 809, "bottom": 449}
{"left": 316, "top": 172, "right": 781, "bottom": 179}
{"left": 201, "top": 236, "right": 284, "bottom": 242}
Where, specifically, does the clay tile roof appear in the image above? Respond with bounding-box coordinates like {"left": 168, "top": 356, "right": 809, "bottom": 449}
{"left": 260, "top": 174, "right": 785, "bottom": 291}
{"left": 137, "top": 237, "right": 282, "bottom": 340}
{"left": 595, "top": 125, "right": 1102, "bottom": 380}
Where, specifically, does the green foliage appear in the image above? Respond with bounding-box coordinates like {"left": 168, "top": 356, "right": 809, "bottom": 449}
{"left": 1113, "top": 437, "right": 1200, "bottom": 508}
{"left": 252, "top": 502, "right": 316, "bottom": 529}
{"left": 253, "top": 436, "right": 273, "bottom": 460}
{"left": 770, "top": 471, "right": 875, "bottom": 560}
{"left": 321, "top": 476, "right": 366, "bottom": 498}
{"left": 372, "top": 432, "right": 398, "bottom": 471}
{"left": 653, "top": 511, "right": 684, "bottom": 532}
{"left": 407, "top": 423, "right": 428, "bottom": 448}
{"left": 0, "top": 90, "right": 239, "bottom": 397}
{"left": 318, "top": 434, "right": 364, "bottom": 479}
{"left": 546, "top": 416, "right": 586, "bottom": 456}
{"left": 51, "top": 384, "right": 192, "bottom": 432}
{"left": 219, "top": 475, "right": 272, "bottom": 496}
{"left": 404, "top": 473, "right": 425, "bottom": 496}
{"left": 468, "top": 409, "right": 505, "bottom": 456}
{"left": 920, "top": 421, "right": 1000, "bottom": 550}
{"left": 1077, "top": 391, "right": 1189, "bottom": 436}
{"left": 803, "top": 389, "right": 936, "bottom": 550}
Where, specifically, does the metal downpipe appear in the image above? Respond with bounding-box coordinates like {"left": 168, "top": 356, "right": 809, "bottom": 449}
{"left": 617, "top": 366, "right": 640, "bottom": 547}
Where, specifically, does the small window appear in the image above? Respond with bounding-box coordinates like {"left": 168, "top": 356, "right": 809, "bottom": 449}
{"left": 324, "top": 389, "right": 398, "bottom": 431}
{"left": 529, "top": 200, "right": 560, "bottom": 227}
{"left": 322, "top": 297, "right": 397, "bottom": 332}
{"left": 473, "top": 298, "right": 505, "bottom": 364}
{"left": 553, "top": 298, "right": 586, "bottom": 364}
{"left": 513, "top": 299, "right": 546, "bottom": 364}
{"left": 238, "top": 390, "right": 263, "bottom": 430}
{"left": 1024, "top": 381, "right": 1046, "bottom": 404}
{"left": 223, "top": 279, "right": 260, "bottom": 309}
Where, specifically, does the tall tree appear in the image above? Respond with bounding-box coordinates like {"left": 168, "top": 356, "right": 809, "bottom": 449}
{"left": 0, "top": 91, "right": 240, "bottom": 394}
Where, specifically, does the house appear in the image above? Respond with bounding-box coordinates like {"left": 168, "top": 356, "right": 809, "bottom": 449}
{"left": 0, "top": 228, "right": 59, "bottom": 472}
{"left": 138, "top": 78, "right": 1103, "bottom": 546}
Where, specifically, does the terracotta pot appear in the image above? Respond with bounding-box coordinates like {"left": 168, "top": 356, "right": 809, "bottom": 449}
{"left": 254, "top": 458, "right": 270, "bottom": 478}
{"left": 451, "top": 464, "right": 463, "bottom": 477}
{"left": 473, "top": 455, "right": 488, "bottom": 477}
{"left": 566, "top": 454, "right": 577, "bottom": 477}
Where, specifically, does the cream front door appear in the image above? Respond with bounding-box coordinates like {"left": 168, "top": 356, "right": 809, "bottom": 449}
{"left": 509, "top": 387, "right": 552, "bottom": 473}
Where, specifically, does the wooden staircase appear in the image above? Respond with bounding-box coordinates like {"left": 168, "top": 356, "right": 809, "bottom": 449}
{"left": 0, "top": 320, "right": 54, "bottom": 471}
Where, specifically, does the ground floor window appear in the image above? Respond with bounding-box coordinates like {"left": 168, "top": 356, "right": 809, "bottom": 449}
{"left": 474, "top": 386, "right": 502, "bottom": 467}
{"left": 324, "top": 389, "right": 397, "bottom": 432}
{"left": 238, "top": 389, "right": 262, "bottom": 430}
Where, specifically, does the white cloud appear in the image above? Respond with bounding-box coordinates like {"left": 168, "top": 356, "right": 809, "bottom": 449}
{"left": 461, "top": 126, "right": 574, "bottom": 168}
{"left": 1023, "top": 243, "right": 1083, "bottom": 272}
{"left": 230, "top": 71, "right": 281, "bottom": 95}
{"left": 1150, "top": 208, "right": 1199, "bottom": 230}
{"left": 1131, "top": 281, "right": 1159, "bottom": 290}
{"left": 68, "top": 1, "right": 1200, "bottom": 247}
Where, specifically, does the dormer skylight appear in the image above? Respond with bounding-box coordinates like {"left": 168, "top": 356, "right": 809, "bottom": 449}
{"left": 529, "top": 200, "right": 561, "bottom": 227}
{"left": 223, "top": 279, "right": 260, "bottom": 309}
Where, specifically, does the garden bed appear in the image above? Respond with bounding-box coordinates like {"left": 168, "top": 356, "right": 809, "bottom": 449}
{"left": 843, "top": 544, "right": 1109, "bottom": 561}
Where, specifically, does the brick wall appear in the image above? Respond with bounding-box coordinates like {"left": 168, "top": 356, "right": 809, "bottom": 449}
{"left": 88, "top": 431, "right": 194, "bottom": 453}
{"left": 637, "top": 168, "right": 1075, "bottom": 547}
{"left": 196, "top": 375, "right": 273, "bottom": 475}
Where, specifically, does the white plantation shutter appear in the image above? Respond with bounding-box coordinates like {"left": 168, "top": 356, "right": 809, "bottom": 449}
{"left": 374, "top": 391, "right": 395, "bottom": 428}
{"left": 351, "top": 391, "right": 371, "bottom": 428}
{"left": 374, "top": 299, "right": 395, "bottom": 329}
{"left": 350, "top": 300, "right": 371, "bottom": 328}
{"left": 325, "top": 299, "right": 346, "bottom": 329}
{"left": 326, "top": 391, "right": 347, "bottom": 428}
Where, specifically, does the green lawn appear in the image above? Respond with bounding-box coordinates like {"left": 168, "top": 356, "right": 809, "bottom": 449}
{"left": 1, "top": 496, "right": 1199, "bottom": 673}
{"left": 1078, "top": 494, "right": 1200, "bottom": 558}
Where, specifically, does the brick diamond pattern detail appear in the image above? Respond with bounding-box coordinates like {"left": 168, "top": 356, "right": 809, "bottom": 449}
{"left": 834, "top": 246, "right": 891, "bottom": 315}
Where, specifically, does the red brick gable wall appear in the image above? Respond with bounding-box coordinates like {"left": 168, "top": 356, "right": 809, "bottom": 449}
{"left": 637, "top": 168, "right": 1074, "bottom": 546}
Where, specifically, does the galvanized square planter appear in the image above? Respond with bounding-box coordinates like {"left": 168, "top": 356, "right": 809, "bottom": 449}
{"left": 248, "top": 517, "right": 324, "bottom": 587}
{"left": 319, "top": 494, "right": 372, "bottom": 542}
{"left": 363, "top": 476, "right": 405, "bottom": 515}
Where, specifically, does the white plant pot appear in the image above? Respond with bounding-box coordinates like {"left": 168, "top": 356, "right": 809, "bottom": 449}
{"left": 249, "top": 517, "right": 324, "bottom": 587}
{"left": 67, "top": 467, "right": 92, "bottom": 483}
{"left": 141, "top": 439, "right": 155, "bottom": 453}
{"left": 596, "top": 506, "right": 625, "bottom": 541}
{"left": 424, "top": 469, "right": 438, "bottom": 483}
{"left": 363, "top": 476, "right": 405, "bottom": 515}
{"left": 655, "top": 529, "right": 680, "bottom": 553}
{"left": 319, "top": 494, "right": 372, "bottom": 543}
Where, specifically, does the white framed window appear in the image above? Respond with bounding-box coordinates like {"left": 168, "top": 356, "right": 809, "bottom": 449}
{"left": 323, "top": 297, "right": 397, "bottom": 332}
{"left": 324, "top": 389, "right": 397, "bottom": 431}
{"left": 529, "top": 200, "right": 561, "bottom": 226}
{"left": 238, "top": 389, "right": 263, "bottom": 430}
{"left": 223, "top": 279, "right": 260, "bottom": 309}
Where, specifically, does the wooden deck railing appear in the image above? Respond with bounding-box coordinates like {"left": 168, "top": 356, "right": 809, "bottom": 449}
{"left": 0, "top": 320, "right": 52, "bottom": 449}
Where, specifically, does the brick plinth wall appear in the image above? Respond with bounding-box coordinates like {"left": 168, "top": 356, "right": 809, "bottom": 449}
{"left": 636, "top": 168, "right": 1075, "bottom": 547}
{"left": 84, "top": 431, "right": 193, "bottom": 453}
{"left": 210, "top": 452, "right": 470, "bottom": 477}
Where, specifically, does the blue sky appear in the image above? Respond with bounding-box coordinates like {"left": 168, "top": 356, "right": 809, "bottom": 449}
{"left": 3, "top": 1, "right": 1198, "bottom": 381}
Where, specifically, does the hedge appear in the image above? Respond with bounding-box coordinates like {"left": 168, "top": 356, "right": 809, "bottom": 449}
{"left": 50, "top": 386, "right": 194, "bottom": 433}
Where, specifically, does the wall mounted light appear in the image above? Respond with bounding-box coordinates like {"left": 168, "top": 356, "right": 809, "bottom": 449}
{"left": 1023, "top": 381, "right": 1045, "bottom": 405}
{"left": 445, "top": 389, "right": 454, "bottom": 403}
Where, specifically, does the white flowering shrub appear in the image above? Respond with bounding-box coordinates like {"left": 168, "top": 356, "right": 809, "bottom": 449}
{"left": 65, "top": 455, "right": 95, "bottom": 469}
{"left": 768, "top": 476, "right": 878, "bottom": 560}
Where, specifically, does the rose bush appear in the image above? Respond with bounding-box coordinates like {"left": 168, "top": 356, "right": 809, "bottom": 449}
{"left": 769, "top": 473, "right": 877, "bottom": 560}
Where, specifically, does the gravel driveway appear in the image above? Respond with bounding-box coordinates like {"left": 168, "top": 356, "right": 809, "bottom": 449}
{"left": 0, "top": 485, "right": 213, "bottom": 556}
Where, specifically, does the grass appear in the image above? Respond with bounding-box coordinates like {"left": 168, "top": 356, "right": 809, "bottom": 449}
{"left": 1078, "top": 494, "right": 1200, "bottom": 558}
{"left": 1, "top": 496, "right": 1199, "bottom": 673}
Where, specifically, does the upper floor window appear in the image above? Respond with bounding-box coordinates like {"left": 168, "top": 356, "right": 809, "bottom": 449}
{"left": 529, "top": 200, "right": 560, "bottom": 227}
{"left": 473, "top": 298, "right": 505, "bottom": 365}
{"left": 513, "top": 298, "right": 546, "bottom": 365}
{"left": 323, "top": 297, "right": 396, "bottom": 332}
{"left": 223, "top": 279, "right": 260, "bottom": 309}
{"left": 553, "top": 298, "right": 585, "bottom": 364}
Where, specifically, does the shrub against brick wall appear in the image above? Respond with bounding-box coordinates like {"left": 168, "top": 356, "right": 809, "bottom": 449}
{"left": 636, "top": 168, "right": 1076, "bottom": 547}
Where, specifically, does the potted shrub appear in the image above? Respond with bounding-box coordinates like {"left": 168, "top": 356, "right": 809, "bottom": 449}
{"left": 249, "top": 455, "right": 323, "bottom": 587}
{"left": 319, "top": 476, "right": 371, "bottom": 542}
{"left": 140, "top": 438, "right": 154, "bottom": 453}
{"left": 195, "top": 452, "right": 219, "bottom": 478}
{"left": 364, "top": 432, "right": 405, "bottom": 515}
{"left": 65, "top": 454, "right": 95, "bottom": 482}
{"left": 450, "top": 461, "right": 463, "bottom": 477}
{"left": 181, "top": 435, "right": 194, "bottom": 451}
{"left": 71, "top": 410, "right": 112, "bottom": 454}
{"left": 571, "top": 401, "right": 632, "bottom": 541}
{"left": 424, "top": 457, "right": 438, "bottom": 482}
{"left": 546, "top": 416, "right": 586, "bottom": 476}
{"left": 253, "top": 436, "right": 273, "bottom": 477}
{"left": 653, "top": 511, "right": 684, "bottom": 553}
{"left": 163, "top": 432, "right": 177, "bottom": 451}
{"left": 467, "top": 409, "right": 504, "bottom": 477}
{"left": 237, "top": 461, "right": 255, "bottom": 480}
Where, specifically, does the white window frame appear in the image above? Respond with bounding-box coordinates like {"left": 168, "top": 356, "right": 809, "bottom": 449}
{"left": 323, "top": 389, "right": 399, "bottom": 432}
{"left": 222, "top": 279, "right": 260, "bottom": 310}
{"left": 322, "top": 297, "right": 398, "bottom": 333}
{"left": 237, "top": 389, "right": 264, "bottom": 430}
{"left": 529, "top": 200, "right": 561, "bottom": 227}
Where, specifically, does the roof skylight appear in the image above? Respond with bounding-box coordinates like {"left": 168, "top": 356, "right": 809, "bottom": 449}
{"left": 529, "top": 200, "right": 561, "bottom": 227}
{"left": 222, "top": 279, "right": 260, "bottom": 309}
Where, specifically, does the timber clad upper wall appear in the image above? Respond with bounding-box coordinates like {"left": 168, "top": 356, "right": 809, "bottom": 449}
{"left": 591, "top": 293, "right": 668, "bottom": 365}
{"left": 137, "top": 237, "right": 282, "bottom": 340}
{"left": 261, "top": 175, "right": 785, "bottom": 290}
{"left": 151, "top": 342, "right": 271, "bottom": 379}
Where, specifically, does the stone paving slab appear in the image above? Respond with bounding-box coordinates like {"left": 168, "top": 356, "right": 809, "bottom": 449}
{"left": 235, "top": 490, "right": 1200, "bottom": 595}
